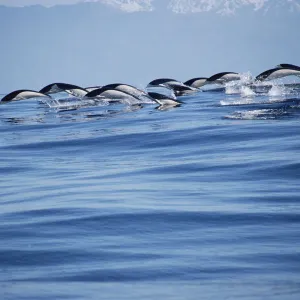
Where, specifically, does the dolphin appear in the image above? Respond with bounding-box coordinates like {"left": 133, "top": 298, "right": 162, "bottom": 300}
{"left": 184, "top": 77, "right": 207, "bottom": 88}
{"left": 1, "top": 90, "right": 51, "bottom": 102}
{"left": 147, "top": 78, "right": 197, "bottom": 96}
{"left": 147, "top": 92, "right": 181, "bottom": 106}
{"left": 40, "top": 83, "right": 88, "bottom": 97}
{"left": 206, "top": 72, "right": 241, "bottom": 84}
{"left": 101, "top": 83, "right": 153, "bottom": 101}
{"left": 276, "top": 63, "right": 300, "bottom": 71}
{"left": 256, "top": 67, "right": 300, "bottom": 81}
{"left": 85, "top": 86, "right": 140, "bottom": 102}
{"left": 85, "top": 85, "right": 181, "bottom": 106}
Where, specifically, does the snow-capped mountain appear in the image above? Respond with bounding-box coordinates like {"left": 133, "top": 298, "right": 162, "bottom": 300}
{"left": 0, "top": 0, "right": 299, "bottom": 14}
{"left": 168, "top": 0, "right": 300, "bottom": 14}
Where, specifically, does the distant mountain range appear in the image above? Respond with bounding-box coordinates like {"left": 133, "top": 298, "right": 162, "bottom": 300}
{"left": 1, "top": 0, "right": 299, "bottom": 14}
{"left": 168, "top": 0, "right": 300, "bottom": 14}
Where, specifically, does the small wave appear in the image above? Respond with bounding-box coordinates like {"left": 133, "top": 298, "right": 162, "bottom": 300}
{"left": 220, "top": 98, "right": 254, "bottom": 106}
{"left": 224, "top": 108, "right": 288, "bottom": 120}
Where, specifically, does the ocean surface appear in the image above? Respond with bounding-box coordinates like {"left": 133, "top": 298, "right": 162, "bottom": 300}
{"left": 1, "top": 82, "right": 300, "bottom": 300}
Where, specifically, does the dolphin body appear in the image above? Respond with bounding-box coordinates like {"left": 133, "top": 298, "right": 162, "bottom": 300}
{"left": 147, "top": 78, "right": 198, "bottom": 96}
{"left": 205, "top": 72, "right": 241, "bottom": 84}
{"left": 184, "top": 77, "right": 208, "bottom": 88}
{"left": 99, "top": 83, "right": 152, "bottom": 101}
{"left": 256, "top": 66, "right": 300, "bottom": 81}
{"left": 276, "top": 63, "right": 300, "bottom": 71}
{"left": 147, "top": 92, "right": 181, "bottom": 106}
{"left": 185, "top": 72, "right": 241, "bottom": 88}
{"left": 85, "top": 85, "right": 180, "bottom": 106}
{"left": 40, "top": 83, "right": 88, "bottom": 97}
{"left": 1, "top": 90, "right": 51, "bottom": 102}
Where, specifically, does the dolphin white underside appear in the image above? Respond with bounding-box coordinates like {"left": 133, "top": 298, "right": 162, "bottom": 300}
{"left": 264, "top": 69, "right": 300, "bottom": 81}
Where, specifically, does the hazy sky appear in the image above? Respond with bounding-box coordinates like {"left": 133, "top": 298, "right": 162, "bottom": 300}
{"left": 1, "top": 0, "right": 299, "bottom": 92}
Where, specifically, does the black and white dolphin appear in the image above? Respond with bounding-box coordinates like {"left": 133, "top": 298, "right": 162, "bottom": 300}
{"left": 184, "top": 77, "right": 207, "bottom": 88}
{"left": 1, "top": 90, "right": 51, "bottom": 102}
{"left": 256, "top": 67, "right": 300, "bottom": 81}
{"left": 147, "top": 92, "right": 181, "bottom": 106}
{"left": 100, "top": 83, "right": 153, "bottom": 101}
{"left": 85, "top": 86, "right": 180, "bottom": 106}
{"left": 276, "top": 63, "right": 300, "bottom": 71}
{"left": 85, "top": 86, "right": 139, "bottom": 102}
{"left": 147, "top": 78, "right": 197, "bottom": 96}
{"left": 206, "top": 72, "right": 241, "bottom": 84}
{"left": 85, "top": 84, "right": 151, "bottom": 103}
{"left": 40, "top": 83, "right": 88, "bottom": 97}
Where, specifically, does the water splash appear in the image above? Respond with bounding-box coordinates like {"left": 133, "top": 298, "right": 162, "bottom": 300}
{"left": 241, "top": 86, "right": 256, "bottom": 98}
{"left": 268, "top": 84, "right": 288, "bottom": 97}
{"left": 225, "top": 72, "right": 254, "bottom": 95}
{"left": 240, "top": 72, "right": 254, "bottom": 85}
{"left": 225, "top": 85, "right": 240, "bottom": 95}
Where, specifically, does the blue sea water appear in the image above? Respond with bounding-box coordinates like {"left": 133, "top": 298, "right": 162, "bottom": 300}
{"left": 1, "top": 84, "right": 300, "bottom": 300}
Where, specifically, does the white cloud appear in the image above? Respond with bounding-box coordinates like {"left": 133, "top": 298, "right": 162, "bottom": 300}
{"left": 0, "top": 0, "right": 299, "bottom": 14}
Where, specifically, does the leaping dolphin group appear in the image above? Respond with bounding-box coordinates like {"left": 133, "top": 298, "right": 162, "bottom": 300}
{"left": 1, "top": 63, "right": 300, "bottom": 107}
